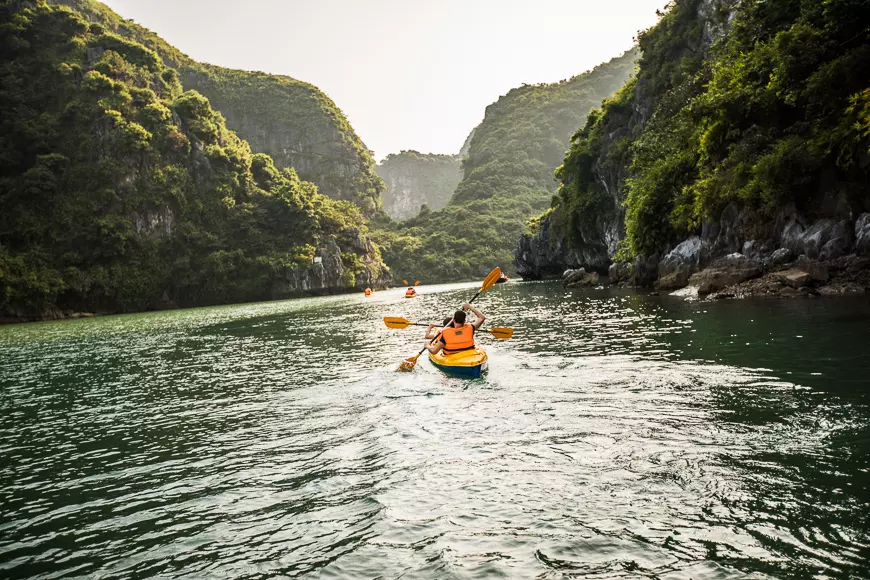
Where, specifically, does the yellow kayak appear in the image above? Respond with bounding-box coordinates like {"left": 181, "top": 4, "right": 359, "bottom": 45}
{"left": 428, "top": 347, "right": 488, "bottom": 378}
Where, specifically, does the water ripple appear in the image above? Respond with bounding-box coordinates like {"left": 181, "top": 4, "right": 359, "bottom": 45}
{"left": 1, "top": 284, "right": 869, "bottom": 578}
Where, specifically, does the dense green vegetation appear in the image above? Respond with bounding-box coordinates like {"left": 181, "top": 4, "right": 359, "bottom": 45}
{"left": 54, "top": 0, "right": 384, "bottom": 213}
{"left": 551, "top": 0, "right": 870, "bottom": 261}
{"left": 0, "top": 0, "right": 385, "bottom": 319}
{"left": 375, "top": 50, "right": 639, "bottom": 281}
{"left": 376, "top": 150, "right": 462, "bottom": 220}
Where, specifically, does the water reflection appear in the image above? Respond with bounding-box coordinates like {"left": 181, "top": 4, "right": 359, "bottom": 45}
{"left": 1, "top": 283, "right": 868, "bottom": 578}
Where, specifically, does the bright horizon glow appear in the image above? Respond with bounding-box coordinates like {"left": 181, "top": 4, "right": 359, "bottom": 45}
{"left": 100, "top": 0, "right": 669, "bottom": 161}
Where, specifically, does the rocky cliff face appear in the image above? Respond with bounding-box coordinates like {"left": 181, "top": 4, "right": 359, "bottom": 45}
{"left": 516, "top": 0, "right": 870, "bottom": 296}
{"left": 275, "top": 238, "right": 389, "bottom": 298}
{"left": 515, "top": 0, "right": 732, "bottom": 279}
{"left": 375, "top": 151, "right": 462, "bottom": 220}
{"left": 52, "top": 0, "right": 384, "bottom": 214}
{"left": 1, "top": 1, "right": 389, "bottom": 322}
{"left": 184, "top": 67, "right": 384, "bottom": 214}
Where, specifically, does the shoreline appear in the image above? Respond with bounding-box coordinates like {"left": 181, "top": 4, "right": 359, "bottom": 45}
{"left": 556, "top": 253, "right": 870, "bottom": 301}
{"left": 0, "top": 284, "right": 393, "bottom": 326}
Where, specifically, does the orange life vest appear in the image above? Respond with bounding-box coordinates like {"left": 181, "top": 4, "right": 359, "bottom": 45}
{"left": 441, "top": 324, "right": 475, "bottom": 354}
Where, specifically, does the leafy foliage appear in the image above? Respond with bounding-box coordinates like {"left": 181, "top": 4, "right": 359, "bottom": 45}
{"left": 0, "top": 0, "right": 384, "bottom": 318}
{"left": 54, "top": 0, "right": 384, "bottom": 213}
{"left": 375, "top": 50, "right": 639, "bottom": 281}
{"left": 550, "top": 0, "right": 870, "bottom": 260}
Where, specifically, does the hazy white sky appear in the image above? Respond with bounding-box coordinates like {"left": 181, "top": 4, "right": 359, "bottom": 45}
{"left": 102, "top": 0, "right": 668, "bottom": 160}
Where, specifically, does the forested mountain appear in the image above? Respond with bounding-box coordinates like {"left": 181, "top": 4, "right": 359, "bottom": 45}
{"left": 0, "top": 0, "right": 387, "bottom": 320}
{"left": 517, "top": 0, "right": 870, "bottom": 287}
{"left": 51, "top": 0, "right": 385, "bottom": 214}
{"left": 376, "top": 151, "right": 462, "bottom": 220}
{"left": 375, "top": 50, "right": 639, "bottom": 282}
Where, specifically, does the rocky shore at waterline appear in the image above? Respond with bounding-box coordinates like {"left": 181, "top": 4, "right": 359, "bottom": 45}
{"left": 561, "top": 253, "right": 870, "bottom": 300}
{"left": 546, "top": 211, "right": 870, "bottom": 300}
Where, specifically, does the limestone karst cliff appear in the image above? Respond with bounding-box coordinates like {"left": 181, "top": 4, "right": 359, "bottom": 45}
{"left": 516, "top": 0, "right": 870, "bottom": 297}
{"left": 376, "top": 151, "right": 462, "bottom": 220}
{"left": 51, "top": 0, "right": 384, "bottom": 214}
{"left": 0, "top": 0, "right": 388, "bottom": 321}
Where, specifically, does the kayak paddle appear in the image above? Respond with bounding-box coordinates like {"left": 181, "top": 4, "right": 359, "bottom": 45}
{"left": 398, "top": 267, "right": 502, "bottom": 371}
{"left": 384, "top": 316, "right": 513, "bottom": 339}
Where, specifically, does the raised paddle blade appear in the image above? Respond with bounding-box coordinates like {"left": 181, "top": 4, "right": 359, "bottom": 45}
{"left": 480, "top": 267, "right": 502, "bottom": 293}
{"left": 489, "top": 327, "right": 514, "bottom": 340}
{"left": 402, "top": 279, "right": 408, "bottom": 285}
{"left": 415, "top": 280, "right": 420, "bottom": 286}
{"left": 384, "top": 317, "right": 411, "bottom": 329}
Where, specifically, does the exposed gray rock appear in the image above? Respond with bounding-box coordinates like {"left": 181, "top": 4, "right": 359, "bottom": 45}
{"left": 609, "top": 262, "right": 633, "bottom": 285}
{"left": 767, "top": 248, "right": 793, "bottom": 268}
{"left": 132, "top": 206, "right": 174, "bottom": 238}
{"left": 711, "top": 252, "right": 760, "bottom": 271}
{"left": 274, "top": 237, "right": 389, "bottom": 296}
{"left": 701, "top": 203, "right": 745, "bottom": 259}
{"left": 781, "top": 218, "right": 853, "bottom": 260}
{"left": 633, "top": 254, "right": 660, "bottom": 287}
{"left": 657, "top": 236, "right": 702, "bottom": 290}
{"left": 856, "top": 213, "right": 870, "bottom": 256}
{"left": 775, "top": 269, "right": 812, "bottom": 288}
{"left": 689, "top": 253, "right": 761, "bottom": 295}
{"left": 514, "top": 209, "right": 613, "bottom": 279}
{"left": 564, "top": 268, "right": 600, "bottom": 288}
{"left": 515, "top": 215, "right": 573, "bottom": 279}
{"left": 795, "top": 255, "right": 830, "bottom": 282}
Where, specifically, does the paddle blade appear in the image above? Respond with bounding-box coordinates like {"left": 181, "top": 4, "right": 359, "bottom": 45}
{"left": 402, "top": 279, "right": 408, "bottom": 285}
{"left": 480, "top": 267, "right": 502, "bottom": 294}
{"left": 384, "top": 317, "right": 411, "bottom": 329}
{"left": 398, "top": 353, "right": 421, "bottom": 371}
{"left": 415, "top": 280, "right": 420, "bottom": 286}
{"left": 489, "top": 327, "right": 514, "bottom": 340}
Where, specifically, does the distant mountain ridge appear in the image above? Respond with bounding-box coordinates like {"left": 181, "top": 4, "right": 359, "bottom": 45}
{"left": 374, "top": 49, "right": 640, "bottom": 281}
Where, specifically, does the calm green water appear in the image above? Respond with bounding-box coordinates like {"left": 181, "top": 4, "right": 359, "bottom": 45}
{"left": 1, "top": 282, "right": 869, "bottom": 579}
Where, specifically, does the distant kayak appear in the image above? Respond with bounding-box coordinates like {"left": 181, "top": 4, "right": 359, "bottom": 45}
{"left": 495, "top": 274, "right": 509, "bottom": 284}
{"left": 428, "top": 347, "right": 488, "bottom": 378}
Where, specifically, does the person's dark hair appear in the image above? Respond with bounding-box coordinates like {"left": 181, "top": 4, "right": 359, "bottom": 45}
{"left": 442, "top": 317, "right": 452, "bottom": 327}
{"left": 453, "top": 310, "right": 466, "bottom": 325}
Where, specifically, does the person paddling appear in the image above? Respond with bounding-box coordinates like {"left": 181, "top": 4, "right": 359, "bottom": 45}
{"left": 425, "top": 317, "right": 453, "bottom": 340}
{"left": 424, "top": 304, "right": 485, "bottom": 355}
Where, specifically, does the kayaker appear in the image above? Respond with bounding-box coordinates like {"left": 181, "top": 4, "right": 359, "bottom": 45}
{"left": 425, "top": 317, "right": 452, "bottom": 340}
{"left": 424, "top": 304, "right": 485, "bottom": 355}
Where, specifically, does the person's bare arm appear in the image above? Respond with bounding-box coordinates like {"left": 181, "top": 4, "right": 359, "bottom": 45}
{"left": 464, "top": 303, "right": 485, "bottom": 330}
{"left": 424, "top": 339, "right": 444, "bottom": 354}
